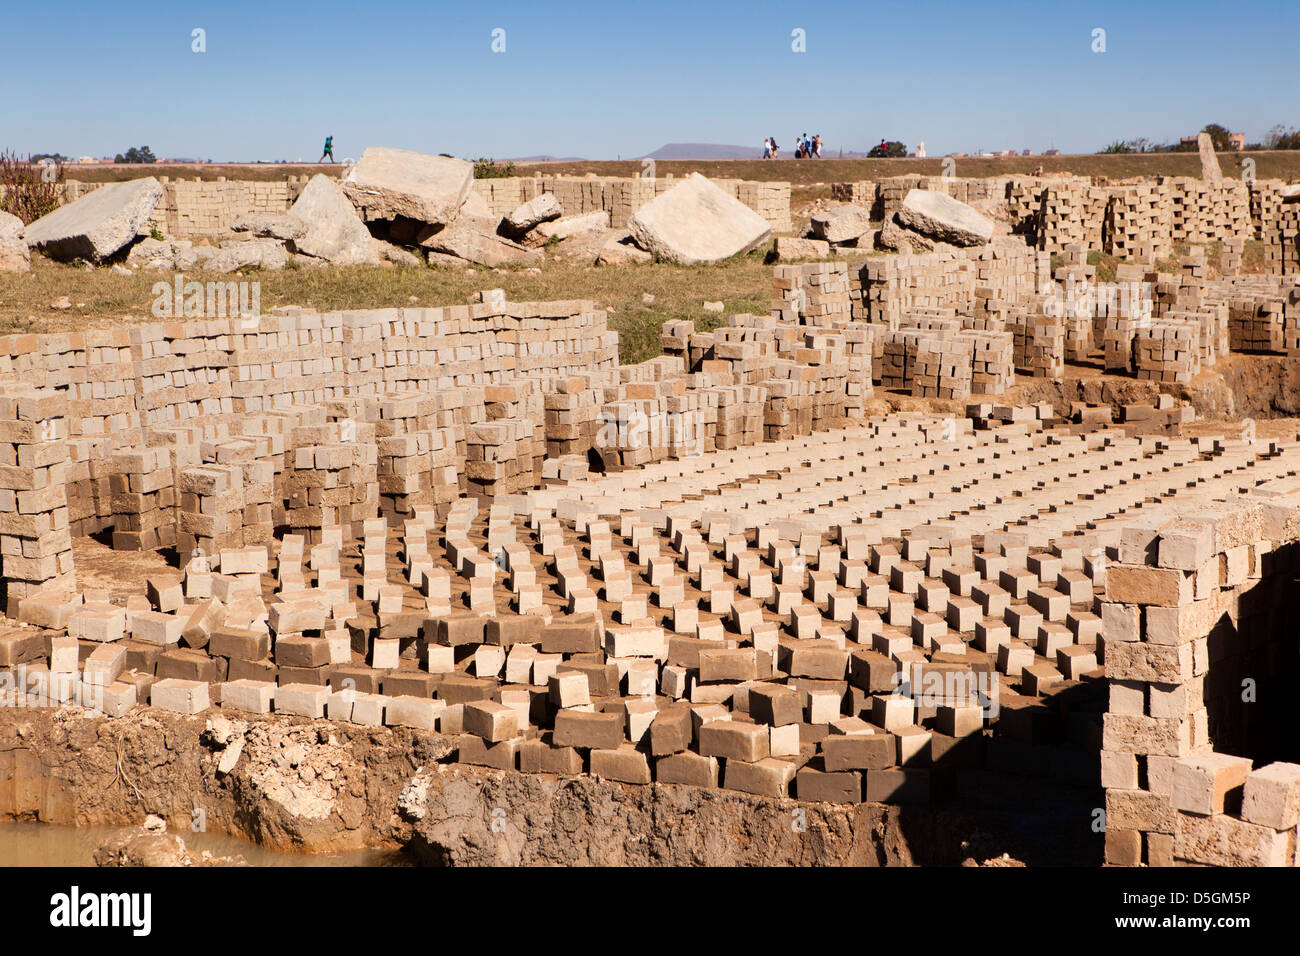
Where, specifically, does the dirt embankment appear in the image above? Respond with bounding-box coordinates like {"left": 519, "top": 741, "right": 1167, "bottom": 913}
{"left": 0, "top": 708, "right": 1096, "bottom": 866}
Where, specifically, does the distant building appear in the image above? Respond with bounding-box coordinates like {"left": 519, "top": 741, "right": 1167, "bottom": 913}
{"left": 1228, "top": 133, "right": 1245, "bottom": 151}
{"left": 1022, "top": 149, "right": 1035, "bottom": 156}
{"left": 1044, "top": 148, "right": 1061, "bottom": 156}
{"left": 915, "top": 141, "right": 927, "bottom": 158}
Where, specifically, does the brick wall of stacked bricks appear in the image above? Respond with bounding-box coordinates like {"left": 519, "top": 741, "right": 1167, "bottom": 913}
{"left": 50, "top": 174, "right": 793, "bottom": 238}
{"left": 471, "top": 175, "right": 793, "bottom": 233}
{"left": 1101, "top": 492, "right": 1300, "bottom": 866}
{"left": 833, "top": 175, "right": 1297, "bottom": 271}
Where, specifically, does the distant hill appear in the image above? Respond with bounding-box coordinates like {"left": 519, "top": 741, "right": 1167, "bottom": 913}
{"left": 639, "top": 143, "right": 762, "bottom": 160}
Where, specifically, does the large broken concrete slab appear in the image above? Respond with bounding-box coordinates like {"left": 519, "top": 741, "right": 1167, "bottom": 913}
{"left": 627, "top": 173, "right": 771, "bottom": 264}
{"left": 0, "top": 211, "right": 23, "bottom": 241}
{"left": 232, "top": 211, "right": 307, "bottom": 241}
{"left": 503, "top": 194, "right": 562, "bottom": 237}
{"left": 288, "top": 175, "right": 380, "bottom": 265}
{"left": 1198, "top": 132, "right": 1223, "bottom": 183}
{"left": 810, "top": 205, "right": 873, "bottom": 243}
{"left": 527, "top": 211, "right": 610, "bottom": 245}
{"left": 341, "top": 147, "right": 473, "bottom": 225}
{"left": 23, "top": 178, "right": 163, "bottom": 262}
{"left": 418, "top": 216, "right": 541, "bottom": 267}
{"left": 897, "top": 189, "right": 993, "bottom": 247}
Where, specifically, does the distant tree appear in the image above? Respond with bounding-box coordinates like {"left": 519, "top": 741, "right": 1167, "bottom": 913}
{"left": 868, "top": 140, "right": 907, "bottom": 158}
{"left": 30, "top": 152, "right": 69, "bottom": 164}
{"left": 1265, "top": 125, "right": 1300, "bottom": 150}
{"left": 114, "top": 146, "right": 157, "bottom": 164}
{"left": 1201, "top": 124, "right": 1232, "bottom": 150}
{"left": 1100, "top": 140, "right": 1134, "bottom": 154}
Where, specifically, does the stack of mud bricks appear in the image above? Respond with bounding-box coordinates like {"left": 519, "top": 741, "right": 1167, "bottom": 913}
{"left": 912, "top": 335, "right": 973, "bottom": 400}
{"left": 483, "top": 381, "right": 545, "bottom": 479}
{"left": 1036, "top": 181, "right": 1107, "bottom": 253}
{"left": 1009, "top": 309, "right": 1065, "bottom": 378}
{"left": 1106, "top": 183, "right": 1174, "bottom": 260}
{"left": 285, "top": 419, "right": 378, "bottom": 545}
{"left": 544, "top": 374, "right": 603, "bottom": 459}
{"left": 465, "top": 420, "right": 535, "bottom": 498}
{"left": 830, "top": 180, "right": 880, "bottom": 217}
{"left": 958, "top": 329, "right": 1015, "bottom": 395}
{"left": 1248, "top": 181, "right": 1299, "bottom": 274}
{"left": 0, "top": 386, "right": 76, "bottom": 614}
{"left": 228, "top": 312, "right": 344, "bottom": 414}
{"left": 1134, "top": 320, "right": 1200, "bottom": 385}
{"left": 1057, "top": 245, "right": 1097, "bottom": 361}
{"left": 146, "top": 179, "right": 294, "bottom": 238}
{"left": 1102, "top": 498, "right": 1300, "bottom": 866}
{"left": 881, "top": 329, "right": 924, "bottom": 391}
{"left": 1098, "top": 263, "right": 1153, "bottom": 373}
{"left": 177, "top": 462, "right": 245, "bottom": 559}
{"left": 1168, "top": 179, "right": 1251, "bottom": 244}
{"left": 1228, "top": 297, "right": 1285, "bottom": 353}
{"left": 108, "top": 447, "right": 175, "bottom": 551}
{"left": 131, "top": 321, "right": 234, "bottom": 427}
{"left": 771, "top": 263, "right": 851, "bottom": 324}
{"left": 70, "top": 328, "right": 139, "bottom": 441}
{"left": 201, "top": 436, "right": 276, "bottom": 549}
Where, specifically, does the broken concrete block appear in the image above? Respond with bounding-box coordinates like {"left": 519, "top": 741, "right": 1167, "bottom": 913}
{"left": 503, "top": 193, "right": 562, "bottom": 236}
{"left": 419, "top": 216, "right": 541, "bottom": 267}
{"left": 810, "top": 205, "right": 873, "bottom": 244}
{"left": 288, "top": 174, "right": 380, "bottom": 265}
{"left": 341, "top": 147, "right": 473, "bottom": 225}
{"left": 24, "top": 177, "right": 163, "bottom": 261}
{"left": 627, "top": 173, "right": 771, "bottom": 264}
{"left": 897, "top": 189, "right": 993, "bottom": 247}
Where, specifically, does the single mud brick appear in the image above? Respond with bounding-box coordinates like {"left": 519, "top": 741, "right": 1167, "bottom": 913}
{"left": 432, "top": 613, "right": 487, "bottom": 646}
{"left": 330, "top": 664, "right": 383, "bottom": 694}
{"left": 209, "top": 627, "right": 270, "bottom": 662}
{"left": 457, "top": 733, "right": 520, "bottom": 771}
{"left": 748, "top": 683, "right": 802, "bottom": 726}
{"left": 797, "top": 766, "right": 862, "bottom": 803}
{"left": 463, "top": 700, "right": 519, "bottom": 742}
{"left": 553, "top": 709, "right": 624, "bottom": 750}
{"left": 1104, "top": 827, "right": 1142, "bottom": 866}
{"left": 150, "top": 677, "right": 209, "bottom": 715}
{"left": 436, "top": 673, "right": 498, "bottom": 705}
{"left": 848, "top": 649, "right": 896, "bottom": 693}
{"left": 227, "top": 657, "right": 277, "bottom": 683}
{"left": 778, "top": 640, "right": 849, "bottom": 679}
{"left": 274, "top": 634, "right": 330, "bottom": 668}
{"left": 485, "top": 615, "right": 541, "bottom": 647}
{"left": 928, "top": 731, "right": 981, "bottom": 768}
{"left": 591, "top": 745, "right": 652, "bottom": 784}
{"left": 538, "top": 615, "right": 602, "bottom": 654}
{"left": 386, "top": 695, "right": 444, "bottom": 731}
{"left": 98, "top": 681, "right": 137, "bottom": 718}
{"left": 698, "top": 720, "right": 770, "bottom": 762}
{"left": 156, "top": 648, "right": 219, "bottom": 683}
{"left": 221, "top": 678, "right": 275, "bottom": 714}
{"left": 0, "top": 631, "right": 38, "bottom": 669}
{"left": 382, "top": 671, "right": 439, "bottom": 698}
{"left": 128, "top": 610, "right": 184, "bottom": 646}
{"left": 146, "top": 576, "right": 184, "bottom": 613}
{"left": 83, "top": 643, "right": 127, "bottom": 685}
{"left": 1171, "top": 753, "right": 1252, "bottom": 816}
{"left": 656, "top": 751, "right": 718, "bottom": 788}
{"left": 865, "top": 768, "right": 930, "bottom": 804}
{"left": 557, "top": 659, "right": 618, "bottom": 697}
{"left": 277, "top": 664, "right": 330, "bottom": 686}
{"left": 1241, "top": 763, "right": 1300, "bottom": 830}
{"left": 276, "top": 682, "right": 330, "bottom": 718}
{"left": 649, "top": 705, "right": 694, "bottom": 755}
{"left": 518, "top": 738, "right": 582, "bottom": 774}
{"left": 724, "top": 757, "right": 795, "bottom": 798}
{"left": 666, "top": 635, "right": 714, "bottom": 670}
{"left": 821, "top": 733, "right": 895, "bottom": 771}
{"left": 122, "top": 642, "right": 163, "bottom": 671}
{"left": 698, "top": 646, "right": 757, "bottom": 683}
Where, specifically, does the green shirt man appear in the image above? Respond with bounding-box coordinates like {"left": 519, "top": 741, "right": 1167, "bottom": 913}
{"left": 320, "top": 136, "right": 334, "bottom": 163}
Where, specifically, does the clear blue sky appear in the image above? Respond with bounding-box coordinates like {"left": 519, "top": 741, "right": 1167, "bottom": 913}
{"left": 2, "top": 0, "right": 1294, "bottom": 161}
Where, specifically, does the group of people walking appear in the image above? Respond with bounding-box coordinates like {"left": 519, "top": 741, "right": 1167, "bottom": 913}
{"left": 762, "top": 133, "right": 821, "bottom": 159}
